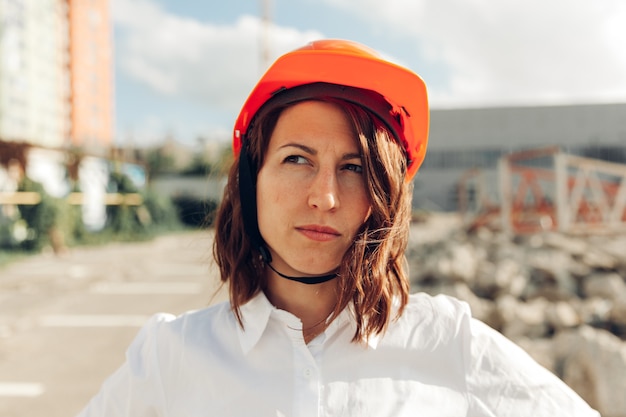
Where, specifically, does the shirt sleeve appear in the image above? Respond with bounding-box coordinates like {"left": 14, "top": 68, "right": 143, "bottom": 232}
{"left": 464, "top": 318, "right": 600, "bottom": 417}
{"left": 75, "top": 313, "right": 174, "bottom": 417}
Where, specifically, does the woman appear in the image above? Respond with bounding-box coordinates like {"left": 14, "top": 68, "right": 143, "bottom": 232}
{"left": 77, "top": 40, "right": 598, "bottom": 416}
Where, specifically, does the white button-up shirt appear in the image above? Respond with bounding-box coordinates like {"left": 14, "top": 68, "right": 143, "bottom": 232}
{"left": 77, "top": 292, "right": 599, "bottom": 417}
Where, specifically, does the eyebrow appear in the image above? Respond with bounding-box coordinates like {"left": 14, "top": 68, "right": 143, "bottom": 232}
{"left": 279, "top": 142, "right": 362, "bottom": 161}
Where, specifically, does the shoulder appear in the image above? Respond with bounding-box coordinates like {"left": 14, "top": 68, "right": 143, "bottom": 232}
{"left": 400, "top": 292, "right": 472, "bottom": 332}
{"left": 405, "top": 291, "right": 471, "bottom": 316}
{"left": 162, "top": 301, "right": 234, "bottom": 333}
{"left": 383, "top": 292, "right": 472, "bottom": 349}
{"left": 128, "top": 301, "right": 236, "bottom": 360}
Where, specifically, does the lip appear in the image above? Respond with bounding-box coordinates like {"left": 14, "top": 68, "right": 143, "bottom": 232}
{"left": 296, "top": 224, "right": 341, "bottom": 242}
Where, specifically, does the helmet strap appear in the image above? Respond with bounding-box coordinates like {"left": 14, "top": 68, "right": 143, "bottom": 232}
{"left": 238, "top": 139, "right": 272, "bottom": 263}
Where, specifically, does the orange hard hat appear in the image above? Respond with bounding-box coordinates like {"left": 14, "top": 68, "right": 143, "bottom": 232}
{"left": 233, "top": 39, "right": 429, "bottom": 179}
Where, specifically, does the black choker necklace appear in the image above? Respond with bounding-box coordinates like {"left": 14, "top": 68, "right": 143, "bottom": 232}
{"left": 266, "top": 262, "right": 337, "bottom": 285}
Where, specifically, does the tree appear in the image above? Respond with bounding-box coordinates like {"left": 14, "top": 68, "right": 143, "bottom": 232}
{"left": 145, "top": 148, "right": 176, "bottom": 178}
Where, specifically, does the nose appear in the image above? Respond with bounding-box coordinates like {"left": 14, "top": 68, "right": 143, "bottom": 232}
{"left": 307, "top": 169, "right": 339, "bottom": 211}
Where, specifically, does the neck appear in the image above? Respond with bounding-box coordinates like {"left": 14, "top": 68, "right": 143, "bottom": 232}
{"left": 266, "top": 262, "right": 337, "bottom": 284}
{"left": 264, "top": 268, "right": 339, "bottom": 342}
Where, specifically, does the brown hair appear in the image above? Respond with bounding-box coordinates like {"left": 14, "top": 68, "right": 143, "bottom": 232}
{"left": 213, "top": 97, "right": 412, "bottom": 342}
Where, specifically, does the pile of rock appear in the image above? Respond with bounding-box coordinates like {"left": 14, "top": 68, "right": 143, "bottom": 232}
{"left": 408, "top": 213, "right": 626, "bottom": 417}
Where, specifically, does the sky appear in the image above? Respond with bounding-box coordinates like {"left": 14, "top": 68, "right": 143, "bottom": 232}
{"left": 111, "top": 0, "right": 626, "bottom": 147}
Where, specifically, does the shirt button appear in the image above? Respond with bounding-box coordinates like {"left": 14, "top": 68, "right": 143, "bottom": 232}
{"left": 303, "top": 368, "right": 312, "bottom": 378}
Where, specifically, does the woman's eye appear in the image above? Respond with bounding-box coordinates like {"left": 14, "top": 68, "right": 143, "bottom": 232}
{"left": 283, "top": 155, "right": 308, "bottom": 164}
{"left": 343, "top": 163, "right": 363, "bottom": 174}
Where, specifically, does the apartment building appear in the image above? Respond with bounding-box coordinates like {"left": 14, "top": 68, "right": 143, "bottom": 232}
{"left": 0, "top": 0, "right": 114, "bottom": 207}
{"left": 67, "top": 0, "right": 114, "bottom": 149}
{"left": 0, "top": 0, "right": 70, "bottom": 148}
{"left": 0, "top": 0, "right": 113, "bottom": 150}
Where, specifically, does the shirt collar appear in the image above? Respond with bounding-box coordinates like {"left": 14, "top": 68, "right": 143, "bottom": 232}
{"left": 236, "top": 292, "right": 381, "bottom": 353}
{"left": 236, "top": 291, "right": 273, "bottom": 355}
{"left": 314, "top": 303, "right": 381, "bottom": 350}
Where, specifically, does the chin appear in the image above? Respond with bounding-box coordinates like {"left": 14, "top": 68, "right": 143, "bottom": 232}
{"left": 296, "top": 262, "right": 340, "bottom": 277}
{"left": 270, "top": 248, "right": 342, "bottom": 276}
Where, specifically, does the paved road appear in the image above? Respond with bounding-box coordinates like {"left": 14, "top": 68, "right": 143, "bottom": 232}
{"left": 0, "top": 231, "right": 227, "bottom": 417}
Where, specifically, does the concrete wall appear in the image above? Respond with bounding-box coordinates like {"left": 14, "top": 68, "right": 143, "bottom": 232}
{"left": 429, "top": 102, "right": 626, "bottom": 150}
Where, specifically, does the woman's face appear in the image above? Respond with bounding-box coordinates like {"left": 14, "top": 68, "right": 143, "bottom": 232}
{"left": 256, "top": 100, "right": 372, "bottom": 278}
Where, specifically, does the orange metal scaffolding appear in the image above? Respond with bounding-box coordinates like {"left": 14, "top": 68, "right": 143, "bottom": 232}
{"left": 460, "top": 147, "right": 626, "bottom": 234}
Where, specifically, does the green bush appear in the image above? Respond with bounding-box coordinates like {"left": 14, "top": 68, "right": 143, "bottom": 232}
{"left": 103, "top": 172, "right": 185, "bottom": 240}
{"left": 17, "top": 177, "right": 57, "bottom": 251}
{"left": 105, "top": 171, "right": 144, "bottom": 238}
{"left": 13, "top": 177, "right": 84, "bottom": 252}
{"left": 4, "top": 172, "right": 185, "bottom": 255}
{"left": 142, "top": 189, "right": 182, "bottom": 231}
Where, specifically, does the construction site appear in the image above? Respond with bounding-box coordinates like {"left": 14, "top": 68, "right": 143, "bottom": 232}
{"left": 458, "top": 146, "right": 626, "bottom": 235}
{"left": 1, "top": 2, "right": 626, "bottom": 416}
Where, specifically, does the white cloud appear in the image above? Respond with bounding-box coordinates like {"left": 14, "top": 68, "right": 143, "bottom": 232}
{"left": 111, "top": 0, "right": 626, "bottom": 145}
{"left": 323, "top": 0, "right": 626, "bottom": 107}
{"left": 112, "top": 0, "right": 323, "bottom": 112}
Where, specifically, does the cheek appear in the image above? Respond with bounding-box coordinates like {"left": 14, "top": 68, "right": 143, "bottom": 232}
{"left": 256, "top": 170, "right": 296, "bottom": 229}
{"left": 257, "top": 171, "right": 292, "bottom": 206}
{"left": 256, "top": 186, "right": 276, "bottom": 239}
{"left": 257, "top": 190, "right": 284, "bottom": 222}
{"left": 351, "top": 187, "right": 372, "bottom": 222}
